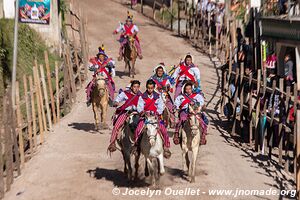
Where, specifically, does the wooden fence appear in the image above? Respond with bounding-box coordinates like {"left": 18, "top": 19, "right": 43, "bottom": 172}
{"left": 0, "top": 1, "right": 89, "bottom": 198}
{"left": 131, "top": 0, "right": 300, "bottom": 196}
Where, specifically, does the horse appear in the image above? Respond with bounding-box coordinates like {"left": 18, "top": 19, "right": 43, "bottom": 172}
{"left": 123, "top": 36, "right": 137, "bottom": 78}
{"left": 91, "top": 73, "right": 109, "bottom": 130}
{"left": 181, "top": 104, "right": 202, "bottom": 183}
{"left": 161, "top": 90, "right": 174, "bottom": 128}
{"left": 140, "top": 112, "right": 165, "bottom": 187}
{"left": 117, "top": 109, "right": 140, "bottom": 181}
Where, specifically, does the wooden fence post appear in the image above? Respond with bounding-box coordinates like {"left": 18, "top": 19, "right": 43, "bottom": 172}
{"left": 34, "top": 65, "right": 47, "bottom": 133}
{"left": 55, "top": 62, "right": 60, "bottom": 122}
{"left": 284, "top": 86, "right": 291, "bottom": 172}
{"left": 44, "top": 51, "right": 57, "bottom": 124}
{"left": 4, "top": 87, "right": 14, "bottom": 191}
{"left": 278, "top": 78, "right": 284, "bottom": 165}
{"left": 33, "top": 66, "right": 45, "bottom": 144}
{"left": 23, "top": 75, "right": 33, "bottom": 156}
{"left": 79, "top": 8, "right": 88, "bottom": 81}
{"left": 29, "top": 76, "right": 37, "bottom": 150}
{"left": 178, "top": 0, "right": 180, "bottom": 36}
{"left": 0, "top": 114, "right": 4, "bottom": 198}
{"left": 40, "top": 65, "right": 53, "bottom": 131}
{"left": 74, "top": 48, "right": 82, "bottom": 88}
{"left": 254, "top": 69, "right": 261, "bottom": 151}
{"left": 231, "top": 68, "right": 240, "bottom": 136}
{"left": 248, "top": 73, "right": 253, "bottom": 145}
{"left": 15, "top": 82, "right": 25, "bottom": 167}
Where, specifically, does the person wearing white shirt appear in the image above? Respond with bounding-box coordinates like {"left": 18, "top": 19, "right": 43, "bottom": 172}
{"left": 171, "top": 54, "right": 201, "bottom": 99}
{"left": 113, "top": 12, "right": 143, "bottom": 60}
{"left": 134, "top": 80, "right": 171, "bottom": 159}
{"left": 173, "top": 82, "right": 205, "bottom": 145}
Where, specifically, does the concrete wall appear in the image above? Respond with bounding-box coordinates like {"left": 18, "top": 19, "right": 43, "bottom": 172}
{"left": 1, "top": 0, "right": 61, "bottom": 49}
{"left": 0, "top": 0, "right": 3, "bottom": 18}
{"left": 3, "top": 0, "right": 15, "bottom": 18}
{"left": 28, "top": 0, "right": 61, "bottom": 49}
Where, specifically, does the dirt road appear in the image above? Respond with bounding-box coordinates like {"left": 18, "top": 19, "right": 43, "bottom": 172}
{"left": 4, "top": 0, "right": 295, "bottom": 200}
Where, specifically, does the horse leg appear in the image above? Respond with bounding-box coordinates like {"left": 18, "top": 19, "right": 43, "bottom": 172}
{"left": 131, "top": 60, "right": 135, "bottom": 78}
{"left": 146, "top": 158, "right": 155, "bottom": 186}
{"left": 144, "top": 158, "right": 149, "bottom": 177}
{"left": 190, "top": 145, "right": 199, "bottom": 183}
{"left": 125, "top": 151, "right": 133, "bottom": 181}
{"left": 92, "top": 103, "right": 99, "bottom": 130}
{"left": 181, "top": 131, "right": 189, "bottom": 173}
{"left": 101, "top": 100, "right": 109, "bottom": 130}
{"left": 121, "top": 149, "right": 128, "bottom": 174}
{"left": 134, "top": 150, "right": 140, "bottom": 180}
{"left": 157, "top": 153, "right": 165, "bottom": 175}
{"left": 128, "top": 61, "right": 131, "bottom": 77}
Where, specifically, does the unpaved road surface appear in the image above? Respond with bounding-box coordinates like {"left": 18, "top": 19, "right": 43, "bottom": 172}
{"left": 4, "top": 0, "right": 295, "bottom": 200}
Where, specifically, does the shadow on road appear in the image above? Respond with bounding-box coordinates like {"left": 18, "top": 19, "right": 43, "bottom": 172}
{"left": 116, "top": 70, "right": 128, "bottom": 79}
{"left": 68, "top": 122, "right": 97, "bottom": 133}
{"left": 87, "top": 167, "right": 149, "bottom": 188}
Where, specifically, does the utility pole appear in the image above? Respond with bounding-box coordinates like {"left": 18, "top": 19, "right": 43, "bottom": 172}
{"left": 12, "top": 0, "right": 20, "bottom": 107}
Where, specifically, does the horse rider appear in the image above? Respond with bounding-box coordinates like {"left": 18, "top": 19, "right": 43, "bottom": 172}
{"left": 171, "top": 54, "right": 201, "bottom": 99}
{"left": 173, "top": 81, "right": 207, "bottom": 145}
{"left": 133, "top": 79, "right": 171, "bottom": 159}
{"left": 113, "top": 11, "right": 143, "bottom": 61}
{"left": 108, "top": 80, "right": 142, "bottom": 152}
{"left": 86, "top": 45, "right": 116, "bottom": 106}
{"left": 149, "top": 63, "right": 175, "bottom": 127}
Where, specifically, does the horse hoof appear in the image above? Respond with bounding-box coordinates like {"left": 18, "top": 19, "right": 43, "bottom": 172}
{"left": 190, "top": 177, "right": 195, "bottom": 183}
{"left": 102, "top": 123, "right": 109, "bottom": 130}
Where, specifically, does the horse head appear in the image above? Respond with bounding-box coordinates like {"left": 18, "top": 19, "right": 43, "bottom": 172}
{"left": 187, "top": 104, "right": 202, "bottom": 136}
{"left": 144, "top": 112, "right": 158, "bottom": 147}
{"left": 161, "top": 91, "right": 168, "bottom": 103}
{"left": 95, "top": 73, "right": 107, "bottom": 97}
{"left": 128, "top": 36, "right": 135, "bottom": 47}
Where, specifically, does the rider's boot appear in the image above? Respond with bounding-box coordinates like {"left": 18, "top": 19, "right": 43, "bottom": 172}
{"left": 163, "top": 147, "right": 171, "bottom": 159}
{"left": 108, "top": 141, "right": 117, "bottom": 152}
{"left": 86, "top": 99, "right": 91, "bottom": 107}
{"left": 118, "top": 46, "right": 123, "bottom": 61}
{"left": 173, "top": 132, "right": 180, "bottom": 145}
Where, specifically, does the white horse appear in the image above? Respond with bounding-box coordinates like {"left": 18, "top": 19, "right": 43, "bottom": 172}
{"left": 140, "top": 112, "right": 165, "bottom": 187}
{"left": 118, "top": 110, "right": 140, "bottom": 181}
{"left": 181, "top": 104, "right": 202, "bottom": 183}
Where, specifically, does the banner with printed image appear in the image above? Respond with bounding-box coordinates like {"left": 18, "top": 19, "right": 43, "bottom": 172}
{"left": 19, "top": 0, "right": 51, "bottom": 24}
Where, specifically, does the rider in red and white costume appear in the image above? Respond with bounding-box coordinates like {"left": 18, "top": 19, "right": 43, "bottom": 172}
{"left": 149, "top": 63, "right": 175, "bottom": 127}
{"left": 113, "top": 12, "right": 142, "bottom": 60}
{"left": 107, "top": 80, "right": 142, "bottom": 152}
{"left": 86, "top": 46, "right": 116, "bottom": 106}
{"left": 171, "top": 54, "right": 201, "bottom": 99}
{"left": 173, "top": 82, "right": 207, "bottom": 145}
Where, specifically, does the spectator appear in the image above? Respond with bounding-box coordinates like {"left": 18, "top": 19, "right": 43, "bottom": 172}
{"left": 215, "top": 2, "right": 225, "bottom": 36}
{"left": 265, "top": 50, "right": 277, "bottom": 70}
{"left": 284, "top": 53, "right": 294, "bottom": 86}
{"left": 236, "top": 27, "right": 244, "bottom": 52}
{"left": 201, "top": 0, "right": 208, "bottom": 15}
{"left": 206, "top": 0, "right": 216, "bottom": 14}
{"left": 278, "top": 0, "right": 287, "bottom": 14}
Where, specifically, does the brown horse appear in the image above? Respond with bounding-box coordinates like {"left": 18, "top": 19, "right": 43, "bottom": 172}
{"left": 123, "top": 36, "right": 137, "bottom": 78}
{"left": 91, "top": 74, "right": 109, "bottom": 130}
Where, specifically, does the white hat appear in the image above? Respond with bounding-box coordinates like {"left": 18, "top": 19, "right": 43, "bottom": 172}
{"left": 182, "top": 81, "right": 195, "bottom": 94}
{"left": 153, "top": 63, "right": 167, "bottom": 74}
{"left": 184, "top": 53, "right": 194, "bottom": 63}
